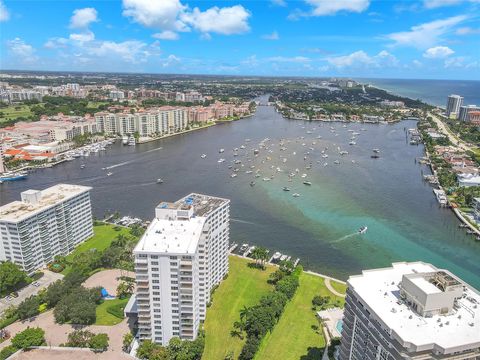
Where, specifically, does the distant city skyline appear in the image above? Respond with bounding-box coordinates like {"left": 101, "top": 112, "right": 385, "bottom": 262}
{"left": 0, "top": 0, "right": 479, "bottom": 79}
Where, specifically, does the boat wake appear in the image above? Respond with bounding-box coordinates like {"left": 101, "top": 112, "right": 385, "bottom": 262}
{"left": 332, "top": 232, "right": 359, "bottom": 243}
{"left": 231, "top": 218, "right": 257, "bottom": 225}
{"left": 104, "top": 160, "right": 135, "bottom": 170}
{"left": 144, "top": 146, "right": 163, "bottom": 153}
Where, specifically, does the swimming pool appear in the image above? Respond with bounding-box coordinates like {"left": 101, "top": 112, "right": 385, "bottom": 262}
{"left": 335, "top": 319, "right": 343, "bottom": 334}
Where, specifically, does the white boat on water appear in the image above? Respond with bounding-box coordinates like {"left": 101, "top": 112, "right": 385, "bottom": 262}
{"left": 358, "top": 226, "right": 368, "bottom": 234}
{"left": 201, "top": 154, "right": 207, "bottom": 158}
{"left": 122, "top": 135, "right": 129, "bottom": 145}
{"left": 292, "top": 193, "right": 300, "bottom": 197}
{"left": 157, "top": 178, "right": 164, "bottom": 184}
{"left": 218, "top": 158, "right": 225, "bottom": 163}
{"left": 107, "top": 172, "right": 113, "bottom": 176}
{"left": 128, "top": 135, "right": 136, "bottom": 146}
{"left": 219, "top": 148, "right": 225, "bottom": 153}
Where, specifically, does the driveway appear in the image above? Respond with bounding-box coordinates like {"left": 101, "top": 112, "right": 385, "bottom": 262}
{"left": 82, "top": 269, "right": 135, "bottom": 296}
{"left": 0, "top": 270, "right": 64, "bottom": 316}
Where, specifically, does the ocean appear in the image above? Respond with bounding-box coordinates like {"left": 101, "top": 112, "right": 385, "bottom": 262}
{"left": 357, "top": 78, "right": 480, "bottom": 108}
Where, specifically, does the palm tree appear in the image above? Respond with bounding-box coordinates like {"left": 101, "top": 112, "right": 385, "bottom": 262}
{"left": 239, "top": 306, "right": 250, "bottom": 322}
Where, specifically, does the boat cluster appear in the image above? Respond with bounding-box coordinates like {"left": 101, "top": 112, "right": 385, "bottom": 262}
{"left": 63, "top": 139, "right": 116, "bottom": 161}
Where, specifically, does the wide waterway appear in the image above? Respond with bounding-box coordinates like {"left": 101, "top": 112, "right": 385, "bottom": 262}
{"left": 1, "top": 101, "right": 479, "bottom": 287}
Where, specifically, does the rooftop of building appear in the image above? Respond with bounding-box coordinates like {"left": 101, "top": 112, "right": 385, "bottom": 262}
{"left": 134, "top": 216, "right": 206, "bottom": 255}
{"left": 348, "top": 262, "right": 480, "bottom": 351}
{"left": 134, "top": 193, "right": 229, "bottom": 255}
{"left": 173, "top": 193, "right": 229, "bottom": 217}
{"left": 0, "top": 183, "right": 91, "bottom": 222}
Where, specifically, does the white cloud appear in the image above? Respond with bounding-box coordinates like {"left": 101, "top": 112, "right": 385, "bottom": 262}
{"left": 122, "top": 0, "right": 187, "bottom": 31}
{"left": 181, "top": 5, "right": 250, "bottom": 35}
{"left": 161, "top": 54, "right": 180, "bottom": 67}
{"left": 456, "top": 26, "right": 480, "bottom": 35}
{"left": 0, "top": 0, "right": 9, "bottom": 22}
{"left": 69, "top": 31, "right": 95, "bottom": 42}
{"left": 327, "top": 50, "right": 398, "bottom": 68}
{"left": 262, "top": 31, "right": 279, "bottom": 40}
{"left": 122, "top": 0, "right": 251, "bottom": 38}
{"left": 70, "top": 8, "right": 98, "bottom": 29}
{"left": 86, "top": 40, "right": 155, "bottom": 63}
{"left": 385, "top": 15, "right": 467, "bottom": 49}
{"left": 152, "top": 30, "right": 180, "bottom": 40}
{"left": 444, "top": 56, "right": 465, "bottom": 68}
{"left": 6, "top": 38, "right": 38, "bottom": 63}
{"left": 412, "top": 60, "right": 423, "bottom": 67}
{"left": 304, "top": 0, "right": 370, "bottom": 16}
{"left": 423, "top": 46, "right": 454, "bottom": 58}
{"left": 271, "top": 0, "right": 287, "bottom": 6}
{"left": 423, "top": 0, "right": 480, "bottom": 8}
{"left": 267, "top": 56, "right": 311, "bottom": 63}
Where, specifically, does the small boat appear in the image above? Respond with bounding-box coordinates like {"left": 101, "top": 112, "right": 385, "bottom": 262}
{"left": 371, "top": 154, "right": 380, "bottom": 159}
{"left": 272, "top": 252, "right": 282, "bottom": 261}
{"left": 219, "top": 148, "right": 225, "bottom": 153}
{"left": 230, "top": 173, "right": 237, "bottom": 178}
{"left": 107, "top": 172, "right": 113, "bottom": 176}
{"left": 201, "top": 154, "right": 207, "bottom": 158}
{"left": 157, "top": 178, "right": 164, "bottom": 184}
{"left": 358, "top": 226, "right": 368, "bottom": 234}
{"left": 334, "top": 160, "right": 340, "bottom": 164}
{"left": 292, "top": 193, "right": 300, "bottom": 197}
{"left": 303, "top": 181, "right": 312, "bottom": 186}
{"left": 80, "top": 164, "right": 86, "bottom": 169}
{"left": 250, "top": 181, "right": 256, "bottom": 187}
{"left": 373, "top": 148, "right": 380, "bottom": 153}
{"left": 263, "top": 177, "right": 271, "bottom": 181}
{"left": 122, "top": 135, "right": 129, "bottom": 145}
{"left": 283, "top": 187, "right": 291, "bottom": 191}
{"left": 349, "top": 141, "right": 356, "bottom": 145}
{"left": 218, "top": 158, "right": 225, "bottom": 163}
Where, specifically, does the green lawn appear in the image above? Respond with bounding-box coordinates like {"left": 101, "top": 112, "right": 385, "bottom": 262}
{"left": 62, "top": 223, "right": 129, "bottom": 274}
{"left": 330, "top": 280, "right": 347, "bottom": 295}
{"left": 0, "top": 105, "right": 33, "bottom": 122}
{"left": 254, "top": 273, "right": 345, "bottom": 360}
{"left": 95, "top": 297, "right": 129, "bottom": 325}
{"left": 202, "top": 256, "right": 275, "bottom": 360}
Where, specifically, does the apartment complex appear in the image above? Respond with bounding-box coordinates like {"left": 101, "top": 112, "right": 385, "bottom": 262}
{"left": 0, "top": 184, "right": 93, "bottom": 274}
{"left": 446, "top": 94, "right": 464, "bottom": 118}
{"left": 131, "top": 194, "right": 230, "bottom": 345}
{"left": 95, "top": 107, "right": 188, "bottom": 136}
{"left": 339, "top": 262, "right": 480, "bottom": 360}
{"left": 458, "top": 105, "right": 480, "bottom": 122}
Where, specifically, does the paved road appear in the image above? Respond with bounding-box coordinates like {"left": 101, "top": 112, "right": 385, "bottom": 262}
{"left": 428, "top": 112, "right": 475, "bottom": 152}
{"left": 0, "top": 270, "right": 63, "bottom": 316}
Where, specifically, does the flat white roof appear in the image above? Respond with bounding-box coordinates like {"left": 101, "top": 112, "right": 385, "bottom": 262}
{"left": 410, "top": 276, "right": 442, "bottom": 295}
{"left": 0, "top": 184, "right": 91, "bottom": 222}
{"left": 348, "top": 262, "right": 480, "bottom": 352}
{"left": 134, "top": 216, "right": 206, "bottom": 255}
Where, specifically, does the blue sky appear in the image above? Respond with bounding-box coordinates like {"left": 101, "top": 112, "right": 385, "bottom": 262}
{"left": 0, "top": 0, "right": 479, "bottom": 79}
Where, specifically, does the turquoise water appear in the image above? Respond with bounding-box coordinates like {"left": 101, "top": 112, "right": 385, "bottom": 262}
{"left": 336, "top": 320, "right": 343, "bottom": 334}
{"left": 1, "top": 101, "right": 479, "bottom": 287}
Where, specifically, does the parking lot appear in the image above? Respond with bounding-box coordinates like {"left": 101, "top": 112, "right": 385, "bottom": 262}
{"left": 0, "top": 270, "right": 64, "bottom": 316}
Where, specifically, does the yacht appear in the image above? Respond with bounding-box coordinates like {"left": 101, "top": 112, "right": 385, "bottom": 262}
{"left": 358, "top": 226, "right": 368, "bottom": 234}
{"left": 0, "top": 171, "right": 28, "bottom": 182}
{"left": 217, "top": 158, "right": 225, "bottom": 163}
{"left": 230, "top": 173, "right": 237, "bottom": 178}
{"left": 128, "top": 135, "right": 136, "bottom": 146}
{"left": 292, "top": 193, "right": 300, "bottom": 197}
{"left": 219, "top": 148, "right": 225, "bottom": 153}
{"left": 156, "top": 178, "right": 164, "bottom": 184}
{"left": 303, "top": 181, "right": 312, "bottom": 186}
{"left": 122, "top": 135, "right": 129, "bottom": 145}
{"left": 201, "top": 154, "right": 207, "bottom": 158}
{"left": 283, "top": 187, "right": 291, "bottom": 192}
{"left": 349, "top": 141, "right": 356, "bottom": 145}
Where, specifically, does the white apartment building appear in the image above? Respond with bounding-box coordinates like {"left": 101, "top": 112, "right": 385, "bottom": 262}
{"left": 131, "top": 194, "right": 230, "bottom": 346}
{"left": 0, "top": 184, "right": 93, "bottom": 274}
{"left": 110, "top": 90, "right": 125, "bottom": 100}
{"left": 339, "top": 262, "right": 480, "bottom": 360}
{"left": 94, "top": 108, "right": 188, "bottom": 137}
{"left": 446, "top": 94, "right": 464, "bottom": 119}
{"left": 458, "top": 105, "right": 480, "bottom": 122}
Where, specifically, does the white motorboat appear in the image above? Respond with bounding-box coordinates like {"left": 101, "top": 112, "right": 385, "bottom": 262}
{"left": 358, "top": 226, "right": 368, "bottom": 234}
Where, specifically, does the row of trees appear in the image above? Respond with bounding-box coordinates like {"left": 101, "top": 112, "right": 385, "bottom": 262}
{"left": 236, "top": 265, "right": 302, "bottom": 360}
{"left": 136, "top": 334, "right": 205, "bottom": 360}
{"left": 0, "top": 327, "right": 46, "bottom": 360}
{"left": 61, "top": 329, "right": 109, "bottom": 352}
{"left": 0, "top": 261, "right": 29, "bottom": 297}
